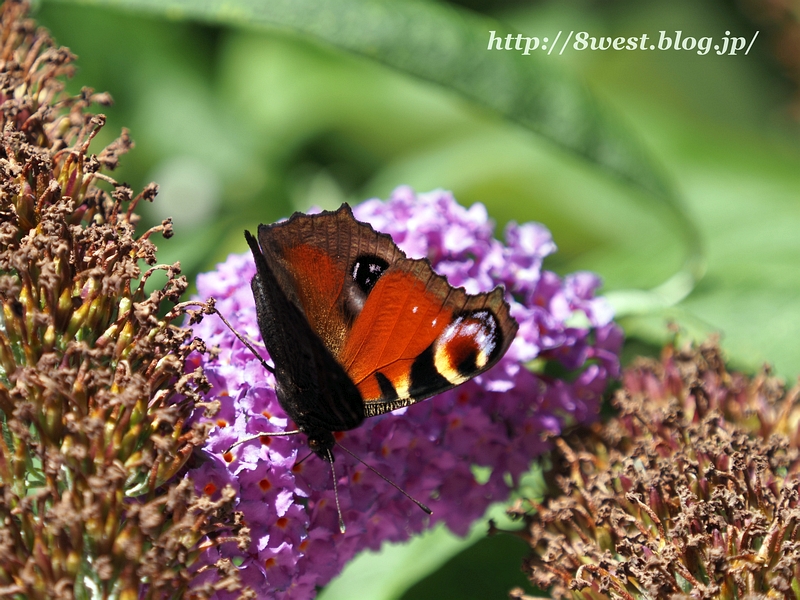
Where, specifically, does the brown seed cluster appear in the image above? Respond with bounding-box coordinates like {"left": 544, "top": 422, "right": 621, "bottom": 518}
{"left": 510, "top": 341, "right": 800, "bottom": 600}
{"left": 0, "top": 2, "right": 244, "bottom": 598}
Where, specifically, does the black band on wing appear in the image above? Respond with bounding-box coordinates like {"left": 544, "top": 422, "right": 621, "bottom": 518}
{"left": 409, "top": 344, "right": 452, "bottom": 398}
{"left": 374, "top": 372, "right": 399, "bottom": 402}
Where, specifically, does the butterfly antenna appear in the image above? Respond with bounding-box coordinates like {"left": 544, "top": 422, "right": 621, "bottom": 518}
{"left": 327, "top": 448, "right": 346, "bottom": 534}
{"left": 335, "top": 442, "right": 432, "bottom": 515}
{"left": 225, "top": 430, "right": 301, "bottom": 453}
{"left": 176, "top": 300, "right": 275, "bottom": 375}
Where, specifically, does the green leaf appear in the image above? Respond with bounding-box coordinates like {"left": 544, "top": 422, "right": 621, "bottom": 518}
{"left": 319, "top": 503, "right": 530, "bottom": 600}
{"left": 319, "top": 525, "right": 481, "bottom": 600}
{"left": 49, "top": 0, "right": 702, "bottom": 302}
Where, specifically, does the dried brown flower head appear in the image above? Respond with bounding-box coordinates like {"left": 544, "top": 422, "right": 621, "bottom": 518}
{"left": 511, "top": 340, "right": 800, "bottom": 600}
{"left": 0, "top": 1, "right": 243, "bottom": 598}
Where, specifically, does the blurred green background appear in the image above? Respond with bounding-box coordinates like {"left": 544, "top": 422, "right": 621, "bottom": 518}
{"left": 35, "top": 0, "right": 800, "bottom": 597}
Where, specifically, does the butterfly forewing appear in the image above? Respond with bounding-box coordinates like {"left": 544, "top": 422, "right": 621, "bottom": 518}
{"left": 338, "top": 269, "right": 452, "bottom": 396}
{"left": 246, "top": 230, "right": 364, "bottom": 437}
{"left": 256, "top": 206, "right": 404, "bottom": 357}
{"left": 347, "top": 265, "right": 516, "bottom": 414}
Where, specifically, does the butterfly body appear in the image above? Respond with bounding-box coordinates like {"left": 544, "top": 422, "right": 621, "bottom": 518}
{"left": 245, "top": 204, "right": 518, "bottom": 461}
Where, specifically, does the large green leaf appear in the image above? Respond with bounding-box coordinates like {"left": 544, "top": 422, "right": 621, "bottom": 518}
{"left": 319, "top": 502, "right": 533, "bottom": 600}
{"left": 50, "top": 0, "right": 702, "bottom": 305}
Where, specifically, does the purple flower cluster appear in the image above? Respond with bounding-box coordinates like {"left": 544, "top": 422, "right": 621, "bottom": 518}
{"left": 188, "top": 187, "right": 622, "bottom": 598}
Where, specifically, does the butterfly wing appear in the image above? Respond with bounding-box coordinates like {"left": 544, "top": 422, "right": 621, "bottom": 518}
{"left": 246, "top": 230, "right": 364, "bottom": 437}
{"left": 255, "top": 204, "right": 404, "bottom": 359}
{"left": 254, "top": 204, "right": 518, "bottom": 422}
{"left": 344, "top": 268, "right": 516, "bottom": 417}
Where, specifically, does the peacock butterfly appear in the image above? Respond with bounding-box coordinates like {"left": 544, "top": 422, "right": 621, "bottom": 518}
{"left": 243, "top": 203, "right": 518, "bottom": 465}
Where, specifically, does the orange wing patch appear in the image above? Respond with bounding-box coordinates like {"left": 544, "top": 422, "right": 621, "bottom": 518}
{"left": 282, "top": 244, "right": 345, "bottom": 352}
{"left": 337, "top": 270, "right": 452, "bottom": 400}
